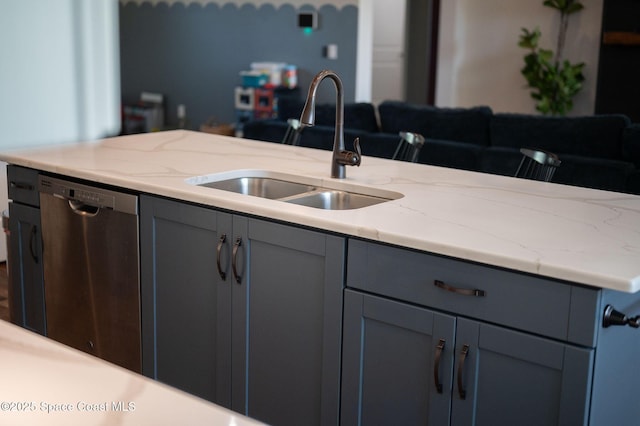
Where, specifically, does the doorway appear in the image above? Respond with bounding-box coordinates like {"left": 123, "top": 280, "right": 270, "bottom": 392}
{"left": 595, "top": 0, "right": 640, "bottom": 122}
{"left": 370, "top": 0, "right": 440, "bottom": 105}
{"left": 371, "top": 0, "right": 407, "bottom": 104}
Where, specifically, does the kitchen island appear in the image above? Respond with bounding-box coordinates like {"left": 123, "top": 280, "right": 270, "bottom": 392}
{"left": 2, "top": 130, "right": 640, "bottom": 425}
{"left": 2, "top": 130, "right": 637, "bottom": 291}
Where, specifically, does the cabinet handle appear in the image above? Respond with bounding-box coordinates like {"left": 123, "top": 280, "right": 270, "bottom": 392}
{"left": 603, "top": 304, "right": 640, "bottom": 328}
{"left": 434, "top": 338, "right": 445, "bottom": 393}
{"left": 457, "top": 344, "right": 470, "bottom": 400}
{"left": 29, "top": 225, "right": 39, "bottom": 264}
{"left": 232, "top": 237, "right": 242, "bottom": 284}
{"left": 10, "top": 181, "right": 34, "bottom": 191}
{"left": 434, "top": 280, "right": 485, "bottom": 297}
{"left": 216, "top": 234, "right": 227, "bottom": 281}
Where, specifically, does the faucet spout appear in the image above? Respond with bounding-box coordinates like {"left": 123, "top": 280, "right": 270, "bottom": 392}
{"left": 300, "top": 70, "right": 361, "bottom": 179}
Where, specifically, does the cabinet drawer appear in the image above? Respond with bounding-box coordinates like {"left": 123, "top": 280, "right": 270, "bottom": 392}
{"left": 8, "top": 165, "right": 40, "bottom": 207}
{"left": 347, "top": 239, "right": 599, "bottom": 346}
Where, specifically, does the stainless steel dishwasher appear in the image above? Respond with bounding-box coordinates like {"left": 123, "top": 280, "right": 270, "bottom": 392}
{"left": 38, "top": 175, "right": 141, "bottom": 373}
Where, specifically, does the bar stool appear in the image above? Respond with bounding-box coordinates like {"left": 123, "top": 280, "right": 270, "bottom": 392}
{"left": 281, "top": 118, "right": 303, "bottom": 146}
{"left": 392, "top": 131, "right": 425, "bottom": 163}
{"left": 515, "top": 148, "right": 561, "bottom": 182}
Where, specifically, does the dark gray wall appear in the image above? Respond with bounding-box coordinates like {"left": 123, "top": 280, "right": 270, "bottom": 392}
{"left": 119, "top": 2, "right": 358, "bottom": 128}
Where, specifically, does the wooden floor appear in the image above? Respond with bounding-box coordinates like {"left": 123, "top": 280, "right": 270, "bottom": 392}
{"left": 0, "top": 262, "right": 9, "bottom": 322}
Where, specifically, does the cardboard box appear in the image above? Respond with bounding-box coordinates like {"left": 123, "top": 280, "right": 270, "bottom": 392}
{"left": 200, "top": 118, "right": 235, "bottom": 136}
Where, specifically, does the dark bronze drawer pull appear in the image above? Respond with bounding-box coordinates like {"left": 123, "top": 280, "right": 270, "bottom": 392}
{"left": 434, "top": 338, "right": 445, "bottom": 393}
{"left": 457, "top": 344, "right": 470, "bottom": 400}
{"left": 216, "top": 234, "right": 227, "bottom": 281}
{"left": 232, "top": 237, "right": 243, "bottom": 284}
{"left": 434, "top": 280, "right": 486, "bottom": 297}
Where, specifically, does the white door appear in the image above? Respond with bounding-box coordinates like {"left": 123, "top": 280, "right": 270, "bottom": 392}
{"left": 371, "top": 0, "right": 407, "bottom": 105}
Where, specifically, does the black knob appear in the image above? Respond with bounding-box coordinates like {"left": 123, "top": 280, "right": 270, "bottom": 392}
{"left": 603, "top": 305, "right": 640, "bottom": 328}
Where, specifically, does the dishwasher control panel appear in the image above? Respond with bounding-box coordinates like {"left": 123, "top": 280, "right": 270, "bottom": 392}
{"left": 38, "top": 175, "right": 138, "bottom": 215}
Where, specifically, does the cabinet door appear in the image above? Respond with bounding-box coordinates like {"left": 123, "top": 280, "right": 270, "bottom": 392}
{"left": 140, "top": 195, "right": 232, "bottom": 406}
{"left": 231, "top": 216, "right": 345, "bottom": 426}
{"left": 452, "top": 318, "right": 593, "bottom": 426}
{"left": 8, "top": 201, "right": 45, "bottom": 335}
{"left": 341, "top": 289, "right": 456, "bottom": 426}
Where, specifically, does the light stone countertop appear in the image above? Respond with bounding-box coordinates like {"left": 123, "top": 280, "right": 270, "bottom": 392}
{"left": 1, "top": 130, "right": 639, "bottom": 292}
{"left": 0, "top": 320, "right": 264, "bottom": 425}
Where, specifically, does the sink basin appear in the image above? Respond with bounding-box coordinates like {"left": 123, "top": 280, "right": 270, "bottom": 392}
{"left": 284, "top": 190, "right": 391, "bottom": 210}
{"left": 197, "top": 177, "right": 315, "bottom": 200}
{"left": 186, "top": 170, "right": 403, "bottom": 210}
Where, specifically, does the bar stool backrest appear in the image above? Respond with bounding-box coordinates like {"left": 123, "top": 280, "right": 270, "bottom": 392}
{"left": 281, "top": 118, "right": 303, "bottom": 146}
{"left": 393, "top": 131, "right": 425, "bottom": 163}
{"left": 515, "top": 148, "right": 561, "bottom": 182}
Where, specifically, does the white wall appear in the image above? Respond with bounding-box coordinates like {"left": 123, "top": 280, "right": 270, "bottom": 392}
{"left": 356, "top": 0, "right": 373, "bottom": 101}
{"left": 1, "top": 0, "right": 121, "bottom": 261}
{"left": 436, "top": 0, "right": 603, "bottom": 115}
{"left": 1, "top": 0, "right": 121, "bottom": 149}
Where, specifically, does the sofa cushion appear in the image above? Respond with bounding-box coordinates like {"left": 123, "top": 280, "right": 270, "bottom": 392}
{"left": 377, "top": 101, "right": 493, "bottom": 146}
{"left": 480, "top": 147, "right": 525, "bottom": 177}
{"left": 344, "top": 103, "right": 379, "bottom": 133}
{"left": 622, "top": 123, "right": 640, "bottom": 168}
{"left": 418, "top": 138, "right": 483, "bottom": 171}
{"left": 277, "top": 98, "right": 379, "bottom": 133}
{"left": 490, "top": 113, "right": 631, "bottom": 160}
{"left": 296, "top": 125, "right": 350, "bottom": 151}
{"left": 242, "top": 119, "right": 288, "bottom": 143}
{"left": 481, "top": 147, "right": 634, "bottom": 192}
{"left": 626, "top": 170, "right": 640, "bottom": 195}
{"left": 277, "top": 98, "right": 306, "bottom": 121}
{"left": 552, "top": 154, "right": 635, "bottom": 193}
{"left": 357, "top": 133, "right": 400, "bottom": 160}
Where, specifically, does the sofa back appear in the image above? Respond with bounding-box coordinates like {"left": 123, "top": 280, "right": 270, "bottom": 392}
{"left": 623, "top": 123, "right": 640, "bottom": 168}
{"left": 277, "top": 98, "right": 379, "bottom": 133}
{"left": 377, "top": 101, "right": 493, "bottom": 146}
{"left": 490, "top": 113, "right": 631, "bottom": 160}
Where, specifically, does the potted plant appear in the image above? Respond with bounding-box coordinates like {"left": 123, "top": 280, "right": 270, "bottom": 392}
{"left": 519, "top": 0, "right": 585, "bottom": 115}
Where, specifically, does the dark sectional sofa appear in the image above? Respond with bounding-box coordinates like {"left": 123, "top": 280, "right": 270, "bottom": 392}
{"left": 242, "top": 99, "right": 640, "bottom": 195}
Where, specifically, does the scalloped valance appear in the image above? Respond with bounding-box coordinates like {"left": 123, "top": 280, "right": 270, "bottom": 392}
{"left": 119, "top": 0, "right": 357, "bottom": 9}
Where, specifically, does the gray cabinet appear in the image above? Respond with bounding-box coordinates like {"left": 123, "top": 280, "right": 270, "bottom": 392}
{"left": 140, "top": 195, "right": 345, "bottom": 426}
{"left": 230, "top": 215, "right": 345, "bottom": 426}
{"left": 450, "top": 318, "right": 593, "bottom": 426}
{"left": 342, "top": 239, "right": 598, "bottom": 426}
{"left": 6, "top": 165, "right": 45, "bottom": 335}
{"left": 140, "top": 195, "right": 231, "bottom": 405}
{"left": 341, "top": 290, "right": 456, "bottom": 425}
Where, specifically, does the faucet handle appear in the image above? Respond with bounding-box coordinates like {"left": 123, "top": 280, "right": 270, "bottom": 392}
{"left": 335, "top": 137, "right": 362, "bottom": 168}
{"left": 343, "top": 137, "right": 361, "bottom": 167}
{"left": 342, "top": 137, "right": 361, "bottom": 167}
{"left": 353, "top": 137, "right": 362, "bottom": 166}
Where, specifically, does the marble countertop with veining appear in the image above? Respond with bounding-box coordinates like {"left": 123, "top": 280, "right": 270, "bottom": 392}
{"left": 0, "top": 320, "right": 264, "bottom": 425}
{"left": 1, "top": 130, "right": 639, "bottom": 292}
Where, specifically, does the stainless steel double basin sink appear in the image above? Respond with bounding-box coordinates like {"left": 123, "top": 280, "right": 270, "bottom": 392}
{"left": 186, "top": 171, "right": 403, "bottom": 210}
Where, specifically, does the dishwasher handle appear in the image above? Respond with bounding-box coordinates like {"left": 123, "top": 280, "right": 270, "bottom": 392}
{"left": 39, "top": 175, "right": 139, "bottom": 216}
{"left": 29, "top": 225, "right": 39, "bottom": 264}
{"left": 68, "top": 200, "right": 100, "bottom": 217}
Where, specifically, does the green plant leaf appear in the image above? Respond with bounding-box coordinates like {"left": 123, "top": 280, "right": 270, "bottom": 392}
{"left": 544, "top": 0, "right": 584, "bottom": 13}
{"left": 538, "top": 48, "right": 554, "bottom": 62}
{"left": 543, "top": 0, "right": 564, "bottom": 11}
{"left": 518, "top": 27, "right": 540, "bottom": 49}
{"left": 520, "top": 0, "right": 585, "bottom": 115}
